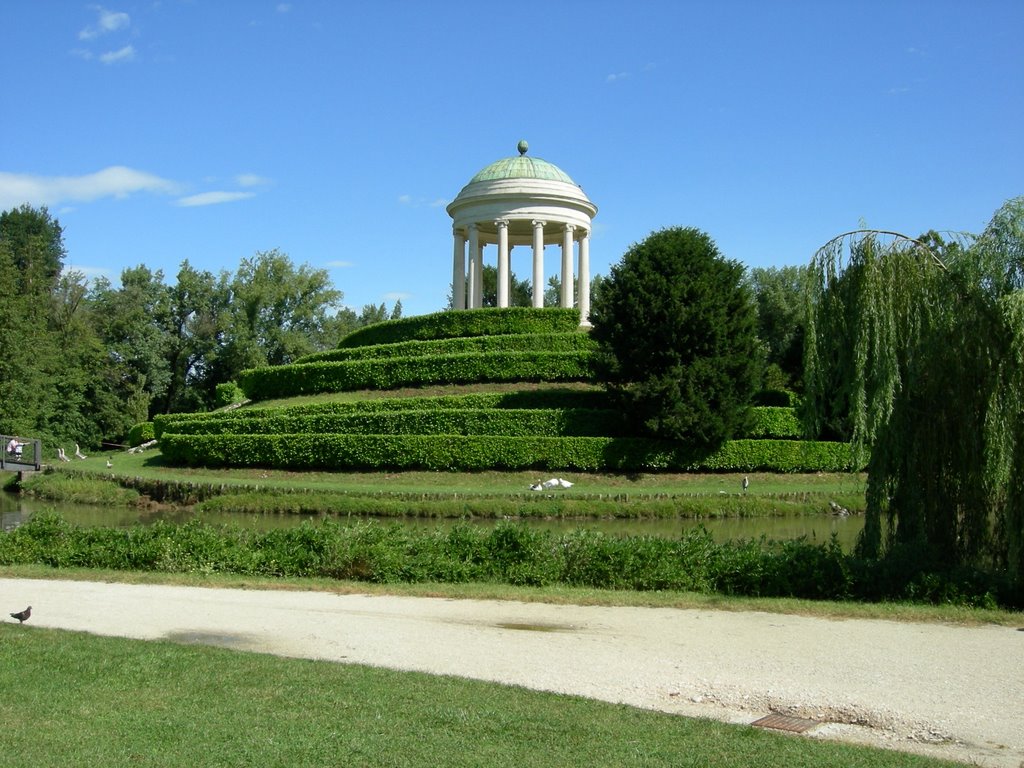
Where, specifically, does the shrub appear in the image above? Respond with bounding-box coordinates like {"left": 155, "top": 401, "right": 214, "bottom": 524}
{"left": 745, "top": 407, "right": 802, "bottom": 439}
{"left": 338, "top": 307, "right": 582, "bottom": 348}
{"left": 296, "top": 331, "right": 596, "bottom": 365}
{"left": 237, "top": 350, "right": 596, "bottom": 401}
{"left": 214, "top": 381, "right": 247, "bottom": 408}
{"left": 127, "top": 422, "right": 155, "bottom": 447}
{"left": 590, "top": 227, "right": 761, "bottom": 454}
{"left": 156, "top": 408, "right": 630, "bottom": 439}
{"left": 2, "top": 514, "right": 1013, "bottom": 607}
{"left": 158, "top": 432, "right": 857, "bottom": 473}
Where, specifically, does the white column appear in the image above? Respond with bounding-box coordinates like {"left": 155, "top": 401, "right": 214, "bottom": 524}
{"left": 496, "top": 219, "right": 509, "bottom": 308}
{"left": 467, "top": 224, "right": 480, "bottom": 309}
{"left": 578, "top": 230, "right": 591, "bottom": 325}
{"left": 473, "top": 239, "right": 484, "bottom": 309}
{"left": 532, "top": 220, "right": 545, "bottom": 308}
{"left": 452, "top": 229, "right": 466, "bottom": 310}
{"left": 561, "top": 224, "right": 575, "bottom": 308}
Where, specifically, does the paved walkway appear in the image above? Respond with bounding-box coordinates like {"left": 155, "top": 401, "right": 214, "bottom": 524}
{"left": 4, "top": 577, "right": 1022, "bottom": 766}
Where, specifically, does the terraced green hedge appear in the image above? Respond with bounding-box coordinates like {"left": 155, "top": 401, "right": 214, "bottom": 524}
{"left": 296, "top": 331, "right": 596, "bottom": 365}
{"left": 238, "top": 351, "right": 596, "bottom": 401}
{"left": 154, "top": 390, "right": 608, "bottom": 438}
{"left": 155, "top": 398, "right": 801, "bottom": 441}
{"left": 337, "top": 307, "right": 581, "bottom": 348}
{"left": 159, "top": 433, "right": 856, "bottom": 473}
{"left": 156, "top": 408, "right": 629, "bottom": 439}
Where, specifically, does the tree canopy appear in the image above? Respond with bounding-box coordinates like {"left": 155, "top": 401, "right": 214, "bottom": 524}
{"left": 0, "top": 205, "right": 393, "bottom": 448}
{"left": 589, "top": 226, "right": 760, "bottom": 454}
{"left": 804, "top": 197, "right": 1024, "bottom": 596}
{"left": 745, "top": 265, "right": 807, "bottom": 392}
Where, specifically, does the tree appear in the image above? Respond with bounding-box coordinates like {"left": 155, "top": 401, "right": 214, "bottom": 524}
{"left": 804, "top": 197, "right": 1024, "bottom": 594}
{"left": 589, "top": 227, "right": 761, "bottom": 454}
{"left": 90, "top": 266, "right": 172, "bottom": 419}
{"left": 0, "top": 206, "right": 71, "bottom": 440}
{"left": 745, "top": 265, "right": 807, "bottom": 391}
{"left": 0, "top": 204, "right": 65, "bottom": 294}
{"left": 480, "top": 265, "right": 531, "bottom": 308}
{"left": 225, "top": 249, "right": 342, "bottom": 369}
{"left": 162, "top": 263, "right": 231, "bottom": 413}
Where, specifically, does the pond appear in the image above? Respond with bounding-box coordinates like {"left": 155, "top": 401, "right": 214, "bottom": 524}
{"left": 0, "top": 492, "right": 866, "bottom": 549}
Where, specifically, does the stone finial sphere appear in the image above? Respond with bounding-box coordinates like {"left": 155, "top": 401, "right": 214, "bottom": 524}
{"left": 517, "top": 139, "right": 529, "bottom": 155}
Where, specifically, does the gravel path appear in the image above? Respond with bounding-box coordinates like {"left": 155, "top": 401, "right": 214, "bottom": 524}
{"left": 4, "top": 577, "right": 1022, "bottom": 767}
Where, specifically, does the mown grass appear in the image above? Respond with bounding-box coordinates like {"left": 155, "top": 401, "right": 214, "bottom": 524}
{"left": 40, "top": 449, "right": 867, "bottom": 509}
{"left": 0, "top": 623, "right": 962, "bottom": 768}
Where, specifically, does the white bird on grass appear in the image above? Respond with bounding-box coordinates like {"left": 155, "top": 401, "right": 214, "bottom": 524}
{"left": 106, "top": 460, "right": 113, "bottom": 468}
{"left": 57, "top": 447, "right": 71, "bottom": 462}
{"left": 537, "top": 478, "right": 574, "bottom": 489}
{"left": 742, "top": 476, "right": 749, "bottom": 493}
{"left": 74, "top": 444, "right": 87, "bottom": 459}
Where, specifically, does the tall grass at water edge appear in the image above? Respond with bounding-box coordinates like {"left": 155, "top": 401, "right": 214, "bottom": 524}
{"left": 0, "top": 512, "right": 1012, "bottom": 608}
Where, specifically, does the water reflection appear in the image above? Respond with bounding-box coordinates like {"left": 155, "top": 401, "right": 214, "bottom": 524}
{"left": 0, "top": 492, "right": 864, "bottom": 549}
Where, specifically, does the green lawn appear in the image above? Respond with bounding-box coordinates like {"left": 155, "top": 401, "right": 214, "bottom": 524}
{"left": 0, "top": 623, "right": 960, "bottom": 768}
{"left": 66, "top": 448, "right": 866, "bottom": 499}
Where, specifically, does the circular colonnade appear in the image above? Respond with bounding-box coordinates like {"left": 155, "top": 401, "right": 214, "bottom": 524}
{"left": 446, "top": 140, "right": 598, "bottom": 324}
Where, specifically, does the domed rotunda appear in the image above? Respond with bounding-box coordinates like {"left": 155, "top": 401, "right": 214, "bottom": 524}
{"left": 446, "top": 141, "right": 597, "bottom": 324}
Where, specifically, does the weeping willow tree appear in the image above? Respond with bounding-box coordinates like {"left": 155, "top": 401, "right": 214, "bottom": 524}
{"left": 804, "top": 197, "right": 1024, "bottom": 596}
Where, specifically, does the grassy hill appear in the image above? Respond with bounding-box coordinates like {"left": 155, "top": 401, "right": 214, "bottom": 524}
{"left": 153, "top": 308, "right": 853, "bottom": 474}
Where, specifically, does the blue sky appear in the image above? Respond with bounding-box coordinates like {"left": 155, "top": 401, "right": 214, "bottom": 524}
{"left": 3, "top": 1, "right": 1022, "bottom": 317}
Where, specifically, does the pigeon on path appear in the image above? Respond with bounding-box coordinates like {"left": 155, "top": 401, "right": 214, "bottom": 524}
{"left": 10, "top": 606, "right": 31, "bottom": 623}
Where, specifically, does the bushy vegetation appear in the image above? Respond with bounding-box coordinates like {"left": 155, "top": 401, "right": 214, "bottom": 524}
{"left": 1, "top": 513, "right": 1010, "bottom": 607}
{"left": 158, "top": 406, "right": 805, "bottom": 442}
{"left": 296, "top": 331, "right": 595, "bottom": 364}
{"left": 238, "top": 351, "right": 596, "bottom": 401}
{"left": 337, "top": 307, "right": 581, "bottom": 348}
{"left": 159, "top": 408, "right": 630, "bottom": 439}
{"left": 127, "top": 421, "right": 155, "bottom": 447}
{"left": 590, "top": 227, "right": 761, "bottom": 453}
{"left": 805, "top": 197, "right": 1024, "bottom": 598}
{"left": 159, "top": 433, "right": 854, "bottom": 472}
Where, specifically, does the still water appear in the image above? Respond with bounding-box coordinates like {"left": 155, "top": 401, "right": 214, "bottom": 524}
{"left": 0, "top": 492, "right": 865, "bottom": 549}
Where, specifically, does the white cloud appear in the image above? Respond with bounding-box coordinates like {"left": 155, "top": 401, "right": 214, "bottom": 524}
{"left": 606, "top": 72, "right": 629, "bottom": 83}
{"left": 398, "top": 194, "right": 449, "bottom": 208}
{"left": 0, "top": 166, "right": 178, "bottom": 209}
{"left": 100, "top": 45, "right": 135, "bottom": 65}
{"left": 325, "top": 260, "right": 354, "bottom": 268}
{"left": 175, "top": 191, "right": 256, "bottom": 207}
{"left": 236, "top": 173, "right": 270, "bottom": 187}
{"left": 383, "top": 291, "right": 411, "bottom": 301}
{"left": 277, "top": 3, "right": 292, "bottom": 12}
{"left": 79, "top": 6, "right": 130, "bottom": 40}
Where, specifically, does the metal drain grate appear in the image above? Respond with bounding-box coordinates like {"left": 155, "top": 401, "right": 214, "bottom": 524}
{"left": 751, "top": 714, "right": 821, "bottom": 734}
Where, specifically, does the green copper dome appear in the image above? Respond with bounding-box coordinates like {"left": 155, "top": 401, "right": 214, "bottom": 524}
{"left": 467, "top": 141, "right": 577, "bottom": 185}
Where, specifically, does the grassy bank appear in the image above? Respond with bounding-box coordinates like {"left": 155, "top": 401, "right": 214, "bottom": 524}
{"left": 21, "top": 450, "right": 867, "bottom": 518}
{"left": 2, "top": 512, "right": 1013, "bottom": 608}
{"left": 0, "top": 623, "right": 961, "bottom": 768}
